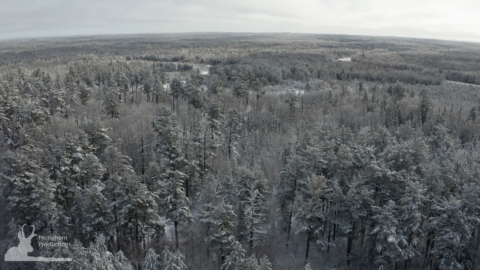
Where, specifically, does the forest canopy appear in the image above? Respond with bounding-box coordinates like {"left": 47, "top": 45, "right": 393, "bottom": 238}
{"left": 1, "top": 33, "right": 480, "bottom": 270}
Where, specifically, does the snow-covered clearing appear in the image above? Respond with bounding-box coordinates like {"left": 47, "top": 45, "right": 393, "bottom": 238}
{"left": 337, "top": 57, "right": 352, "bottom": 62}
{"left": 194, "top": 64, "right": 210, "bottom": 75}
{"left": 446, "top": 80, "right": 480, "bottom": 88}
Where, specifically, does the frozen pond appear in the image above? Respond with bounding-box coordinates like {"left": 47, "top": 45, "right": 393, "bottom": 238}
{"left": 337, "top": 57, "right": 352, "bottom": 62}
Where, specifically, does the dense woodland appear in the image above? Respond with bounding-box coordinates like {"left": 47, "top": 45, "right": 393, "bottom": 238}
{"left": 1, "top": 33, "right": 480, "bottom": 270}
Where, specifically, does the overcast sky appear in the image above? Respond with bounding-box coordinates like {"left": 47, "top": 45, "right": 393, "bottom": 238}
{"left": 1, "top": 0, "right": 479, "bottom": 42}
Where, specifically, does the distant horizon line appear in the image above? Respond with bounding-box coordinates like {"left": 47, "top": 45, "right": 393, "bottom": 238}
{"left": 1, "top": 31, "right": 479, "bottom": 45}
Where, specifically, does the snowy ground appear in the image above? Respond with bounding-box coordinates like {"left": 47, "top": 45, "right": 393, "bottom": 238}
{"left": 270, "top": 89, "right": 305, "bottom": 95}
{"left": 193, "top": 64, "right": 210, "bottom": 75}
{"left": 446, "top": 80, "right": 480, "bottom": 87}
{"left": 160, "top": 216, "right": 175, "bottom": 242}
{"left": 337, "top": 57, "right": 352, "bottom": 62}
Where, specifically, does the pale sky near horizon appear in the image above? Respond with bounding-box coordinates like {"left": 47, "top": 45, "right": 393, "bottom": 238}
{"left": 1, "top": 0, "right": 479, "bottom": 43}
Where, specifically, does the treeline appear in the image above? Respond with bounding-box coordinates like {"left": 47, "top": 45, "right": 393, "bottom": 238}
{"left": 133, "top": 55, "right": 188, "bottom": 63}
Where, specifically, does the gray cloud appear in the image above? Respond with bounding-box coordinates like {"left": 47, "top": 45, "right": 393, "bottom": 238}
{"left": 1, "top": 0, "right": 479, "bottom": 42}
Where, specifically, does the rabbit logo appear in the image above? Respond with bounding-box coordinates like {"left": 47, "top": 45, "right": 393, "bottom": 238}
{"left": 4, "top": 224, "right": 71, "bottom": 262}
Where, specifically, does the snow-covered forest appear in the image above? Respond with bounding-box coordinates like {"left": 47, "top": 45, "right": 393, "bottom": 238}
{"left": 1, "top": 33, "right": 480, "bottom": 269}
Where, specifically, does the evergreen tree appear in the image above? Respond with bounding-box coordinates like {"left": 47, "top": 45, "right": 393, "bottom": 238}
{"left": 78, "top": 82, "right": 92, "bottom": 106}
{"left": 184, "top": 78, "right": 205, "bottom": 110}
{"left": 222, "top": 241, "right": 246, "bottom": 270}
{"left": 233, "top": 78, "right": 248, "bottom": 100}
{"left": 78, "top": 183, "right": 113, "bottom": 243}
{"left": 235, "top": 167, "right": 270, "bottom": 248}
{"left": 119, "top": 175, "right": 163, "bottom": 265}
{"left": 152, "top": 108, "right": 192, "bottom": 249}
{"left": 103, "top": 82, "right": 121, "bottom": 118}
{"left": 144, "top": 248, "right": 162, "bottom": 270}
{"left": 2, "top": 147, "right": 58, "bottom": 231}
{"left": 296, "top": 174, "right": 329, "bottom": 259}
{"left": 419, "top": 90, "right": 431, "bottom": 125}
{"left": 200, "top": 201, "right": 237, "bottom": 265}
{"left": 162, "top": 247, "right": 188, "bottom": 270}
{"left": 223, "top": 109, "right": 243, "bottom": 164}
{"left": 82, "top": 119, "right": 112, "bottom": 155}
{"left": 170, "top": 77, "right": 183, "bottom": 111}
{"left": 370, "top": 200, "right": 404, "bottom": 269}
{"left": 398, "top": 181, "right": 425, "bottom": 269}
{"left": 259, "top": 255, "right": 273, "bottom": 270}
{"left": 277, "top": 155, "right": 307, "bottom": 239}
{"left": 429, "top": 197, "right": 475, "bottom": 270}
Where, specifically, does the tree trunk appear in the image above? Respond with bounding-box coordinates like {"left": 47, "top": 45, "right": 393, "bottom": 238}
{"left": 286, "top": 207, "right": 293, "bottom": 247}
{"left": 140, "top": 133, "right": 145, "bottom": 175}
{"left": 347, "top": 221, "right": 355, "bottom": 266}
{"left": 249, "top": 228, "right": 254, "bottom": 251}
{"left": 203, "top": 129, "right": 207, "bottom": 176}
{"left": 135, "top": 213, "right": 139, "bottom": 260}
{"left": 333, "top": 222, "right": 336, "bottom": 241}
{"left": 327, "top": 223, "right": 331, "bottom": 253}
{"left": 360, "top": 226, "right": 366, "bottom": 247}
{"left": 175, "top": 221, "right": 179, "bottom": 250}
{"left": 305, "top": 232, "right": 311, "bottom": 262}
{"left": 474, "top": 226, "right": 480, "bottom": 269}
{"left": 220, "top": 244, "right": 225, "bottom": 266}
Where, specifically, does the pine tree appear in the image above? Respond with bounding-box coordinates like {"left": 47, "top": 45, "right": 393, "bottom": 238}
{"left": 78, "top": 183, "right": 113, "bottom": 243}
{"left": 102, "top": 145, "right": 137, "bottom": 252}
{"left": 152, "top": 68, "right": 166, "bottom": 104}
{"left": 419, "top": 90, "right": 431, "bottom": 125}
{"left": 244, "top": 254, "right": 260, "bottom": 270}
{"left": 233, "top": 78, "right": 248, "bottom": 100}
{"left": 184, "top": 123, "right": 203, "bottom": 199}
{"left": 222, "top": 241, "right": 246, "bottom": 270}
{"left": 103, "top": 82, "right": 121, "bottom": 118}
{"left": 277, "top": 155, "right": 307, "bottom": 239}
{"left": 117, "top": 72, "right": 131, "bottom": 103}
{"left": 333, "top": 176, "right": 373, "bottom": 265}
{"left": 82, "top": 119, "right": 112, "bottom": 155}
{"left": 200, "top": 201, "right": 237, "bottom": 265}
{"left": 259, "top": 255, "right": 273, "bottom": 270}
{"left": 295, "top": 174, "right": 329, "bottom": 259}
{"left": 429, "top": 197, "right": 475, "bottom": 270}
{"left": 223, "top": 109, "right": 243, "bottom": 164}
{"left": 119, "top": 175, "right": 163, "bottom": 265}
{"left": 152, "top": 108, "right": 192, "bottom": 250}
{"left": 184, "top": 78, "right": 205, "bottom": 110}
{"left": 43, "top": 81, "right": 66, "bottom": 115}
{"left": 170, "top": 77, "right": 183, "bottom": 111}
{"left": 75, "top": 153, "right": 105, "bottom": 188}
{"left": 68, "top": 237, "right": 133, "bottom": 270}
{"left": 162, "top": 247, "right": 188, "bottom": 270}
{"left": 208, "top": 74, "right": 224, "bottom": 95}
{"left": 78, "top": 82, "right": 92, "bottom": 105}
{"left": 398, "top": 181, "right": 425, "bottom": 269}
{"left": 144, "top": 248, "right": 162, "bottom": 270}
{"left": 2, "top": 147, "right": 58, "bottom": 231}
{"left": 235, "top": 167, "right": 271, "bottom": 249}
{"left": 370, "top": 200, "right": 404, "bottom": 269}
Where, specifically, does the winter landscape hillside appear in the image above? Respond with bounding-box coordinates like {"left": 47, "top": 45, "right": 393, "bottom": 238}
{"left": 1, "top": 33, "right": 480, "bottom": 269}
